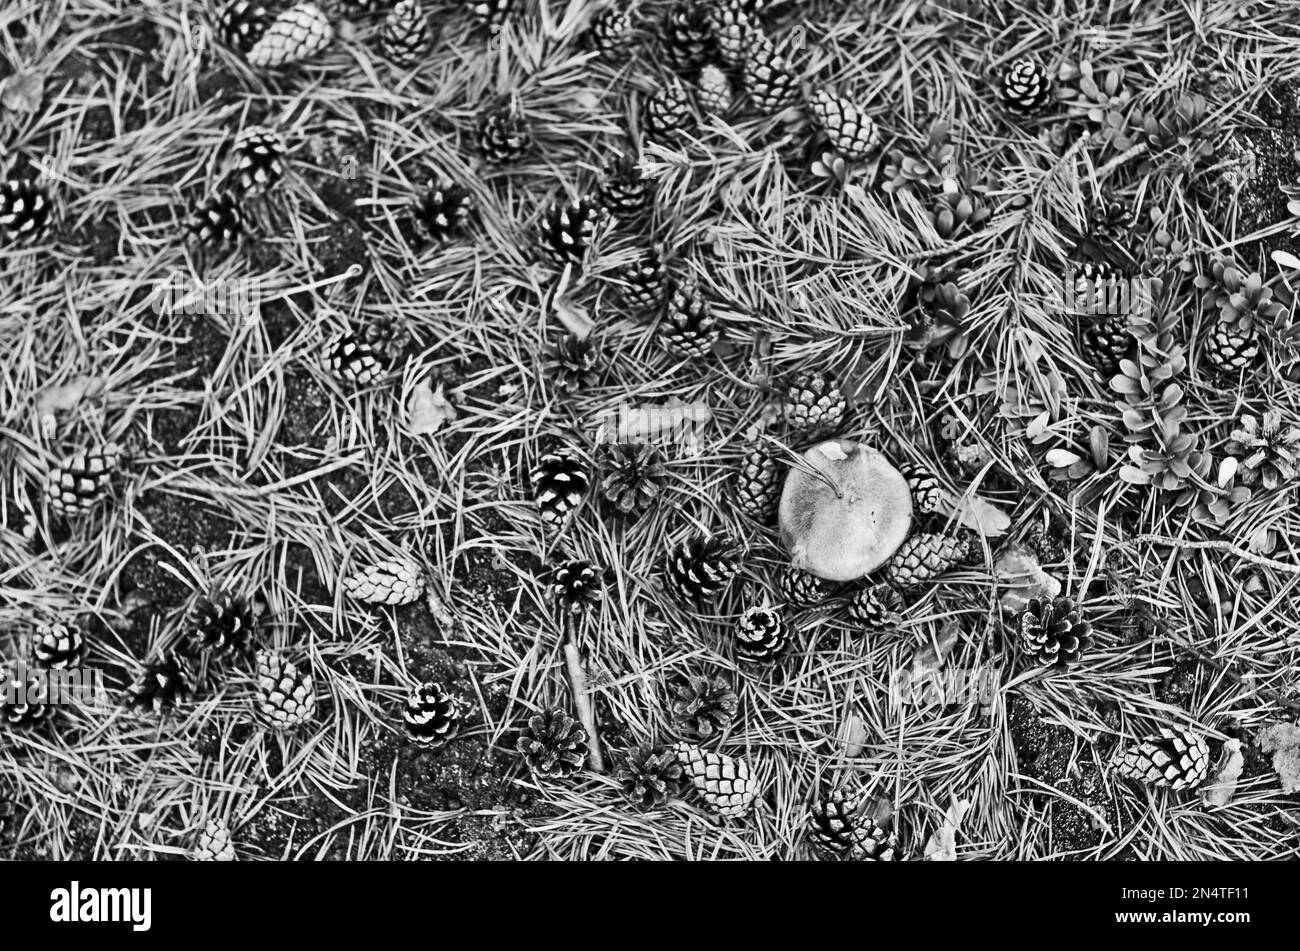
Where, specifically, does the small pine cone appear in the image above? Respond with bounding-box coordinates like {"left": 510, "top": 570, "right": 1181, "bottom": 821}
{"left": 618, "top": 743, "right": 684, "bottom": 808}
{"left": 663, "top": 533, "right": 740, "bottom": 603}
{"left": 1015, "top": 596, "right": 1092, "bottom": 668}
{"left": 193, "top": 818, "right": 237, "bottom": 861}
{"left": 246, "top": 2, "right": 334, "bottom": 67}
{"left": 186, "top": 192, "right": 243, "bottom": 248}
{"left": 884, "top": 532, "right": 972, "bottom": 587}
{"left": 644, "top": 77, "right": 696, "bottom": 143}
{"left": 1, "top": 666, "right": 49, "bottom": 728}
{"left": 1088, "top": 196, "right": 1134, "bottom": 245}
{"left": 595, "top": 442, "right": 668, "bottom": 515}
{"left": 778, "top": 566, "right": 832, "bottom": 607}
{"left": 217, "top": 0, "right": 272, "bottom": 53}
{"left": 125, "top": 654, "right": 194, "bottom": 713}
{"left": 708, "top": 6, "right": 750, "bottom": 68}
{"left": 1205, "top": 323, "right": 1259, "bottom": 375}
{"left": 44, "top": 444, "right": 120, "bottom": 517}
{"left": 659, "top": 0, "right": 714, "bottom": 72}
{"left": 1115, "top": 727, "right": 1211, "bottom": 790}
{"left": 517, "top": 708, "right": 588, "bottom": 779}
{"left": 660, "top": 279, "right": 719, "bottom": 358}
{"left": 343, "top": 557, "right": 425, "bottom": 606}
{"left": 784, "top": 371, "right": 847, "bottom": 438}
{"left": 191, "top": 590, "right": 258, "bottom": 655}
{"left": 998, "top": 56, "right": 1053, "bottom": 116}
{"left": 0, "top": 178, "right": 52, "bottom": 243}
{"left": 808, "top": 790, "right": 897, "bottom": 861}
{"left": 379, "top": 0, "right": 433, "bottom": 66}
{"left": 530, "top": 448, "right": 590, "bottom": 528}
{"left": 549, "top": 333, "right": 602, "bottom": 394}
{"left": 898, "top": 461, "right": 942, "bottom": 514}
{"left": 809, "top": 88, "right": 881, "bottom": 160}
{"left": 225, "top": 126, "right": 286, "bottom": 196}
{"left": 668, "top": 672, "right": 737, "bottom": 739}
{"left": 403, "top": 681, "right": 461, "bottom": 748}
{"left": 614, "top": 247, "right": 665, "bottom": 313}
{"left": 733, "top": 445, "right": 782, "bottom": 521}
{"left": 1077, "top": 310, "right": 1132, "bottom": 380}
{"left": 671, "top": 742, "right": 758, "bottom": 818}
{"left": 742, "top": 35, "right": 799, "bottom": 113}
{"left": 547, "top": 559, "right": 604, "bottom": 614}
{"left": 411, "top": 179, "right": 473, "bottom": 245}
{"left": 33, "top": 622, "right": 85, "bottom": 670}
{"left": 538, "top": 196, "right": 601, "bottom": 266}
{"left": 586, "top": 7, "right": 635, "bottom": 61}
{"left": 734, "top": 606, "right": 792, "bottom": 663}
{"left": 323, "top": 332, "right": 384, "bottom": 385}
{"left": 476, "top": 99, "right": 532, "bottom": 164}
{"left": 466, "top": 0, "right": 513, "bottom": 29}
{"left": 846, "top": 583, "right": 902, "bottom": 633}
{"left": 697, "top": 64, "right": 734, "bottom": 114}
{"left": 598, "top": 153, "right": 653, "bottom": 218}
{"left": 254, "top": 649, "right": 317, "bottom": 730}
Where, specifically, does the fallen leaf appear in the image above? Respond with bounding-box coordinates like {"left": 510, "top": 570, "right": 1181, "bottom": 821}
{"left": 1, "top": 72, "right": 44, "bottom": 113}
{"left": 924, "top": 795, "right": 972, "bottom": 861}
{"left": 1258, "top": 722, "right": 1300, "bottom": 793}
{"left": 550, "top": 294, "right": 594, "bottom": 338}
{"left": 35, "top": 375, "right": 107, "bottom": 423}
{"left": 1045, "top": 448, "right": 1081, "bottom": 468}
{"left": 995, "top": 545, "right": 1062, "bottom": 614}
{"left": 838, "top": 713, "right": 867, "bottom": 758}
{"left": 951, "top": 493, "right": 1011, "bottom": 537}
{"left": 1199, "top": 739, "right": 1244, "bottom": 808}
{"left": 407, "top": 379, "right": 457, "bottom": 435}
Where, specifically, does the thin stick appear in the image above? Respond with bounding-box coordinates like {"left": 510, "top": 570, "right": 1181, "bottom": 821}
{"left": 564, "top": 641, "right": 604, "bottom": 772}
{"left": 1126, "top": 535, "right": 1300, "bottom": 575}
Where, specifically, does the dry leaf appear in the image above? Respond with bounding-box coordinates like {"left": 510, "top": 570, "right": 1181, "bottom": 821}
{"left": 1, "top": 72, "right": 44, "bottom": 113}
{"left": 995, "top": 545, "right": 1061, "bottom": 614}
{"left": 407, "top": 379, "right": 457, "bottom": 435}
{"left": 924, "top": 796, "right": 972, "bottom": 861}
{"left": 1044, "top": 448, "right": 1081, "bottom": 468}
{"left": 35, "top": 375, "right": 107, "bottom": 422}
{"left": 951, "top": 494, "right": 1011, "bottom": 537}
{"left": 1258, "top": 722, "right": 1300, "bottom": 793}
{"left": 1199, "top": 739, "right": 1243, "bottom": 808}
{"left": 550, "top": 294, "right": 594, "bottom": 338}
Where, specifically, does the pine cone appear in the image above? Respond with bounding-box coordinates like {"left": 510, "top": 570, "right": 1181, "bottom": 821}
{"left": 659, "top": 0, "right": 714, "bottom": 72}
{"left": 379, "top": 0, "right": 432, "bottom": 66}
{"left": 538, "top": 196, "right": 601, "bottom": 266}
{"left": 618, "top": 743, "right": 684, "bottom": 808}
{"left": 586, "top": 7, "right": 635, "bottom": 61}
{"left": 254, "top": 649, "right": 317, "bottom": 730}
{"left": 323, "top": 332, "right": 384, "bottom": 385}
{"left": 1015, "top": 596, "right": 1092, "bottom": 667}
{"left": 33, "top": 621, "right": 85, "bottom": 670}
{"left": 517, "top": 708, "right": 588, "bottom": 778}
{"left": 733, "top": 445, "right": 782, "bottom": 521}
{"left": 898, "top": 461, "right": 942, "bottom": 514}
{"left": 614, "top": 247, "right": 665, "bottom": 313}
{"left": 1070, "top": 261, "right": 1133, "bottom": 377}
{"left": 660, "top": 279, "right": 720, "bottom": 357}
{"left": 697, "top": 64, "right": 734, "bottom": 114}
{"left": 186, "top": 192, "right": 243, "bottom": 248}
{"left": 125, "top": 654, "right": 194, "bottom": 713}
{"left": 644, "top": 77, "right": 696, "bottom": 143}
{"left": 734, "top": 606, "right": 791, "bottom": 663}
{"left": 784, "top": 371, "right": 847, "bottom": 438}
{"left": 778, "top": 566, "right": 832, "bottom": 607}
{"left": 846, "top": 583, "right": 902, "bottom": 633}
{"left": 404, "top": 681, "right": 460, "bottom": 748}
{"left": 598, "top": 153, "right": 653, "bottom": 217}
{"left": 217, "top": 0, "right": 272, "bottom": 53}
{"left": 343, "top": 557, "right": 425, "bottom": 606}
{"left": 808, "top": 790, "right": 897, "bottom": 861}
{"left": 708, "top": 5, "right": 750, "bottom": 68}
{"left": 1115, "top": 727, "right": 1211, "bottom": 790}
{"left": 411, "top": 179, "right": 473, "bottom": 245}
{"left": 477, "top": 98, "right": 532, "bottom": 163}
{"left": 193, "top": 818, "right": 237, "bottom": 861}
{"left": 0, "top": 178, "right": 51, "bottom": 242}
{"left": 246, "top": 2, "right": 334, "bottom": 67}
{"left": 549, "top": 333, "right": 601, "bottom": 394}
{"left": 191, "top": 590, "right": 258, "bottom": 655}
{"left": 547, "top": 559, "right": 604, "bottom": 614}
{"left": 466, "top": 0, "right": 513, "bottom": 28}
{"left": 1, "top": 666, "right": 48, "bottom": 728}
{"left": 663, "top": 533, "right": 740, "bottom": 602}
{"left": 1225, "top": 411, "right": 1300, "bottom": 490}
{"left": 1087, "top": 195, "right": 1134, "bottom": 245}
{"left": 224, "top": 126, "right": 286, "bottom": 195}
{"left": 742, "top": 34, "right": 798, "bottom": 113}
{"left": 998, "top": 56, "right": 1053, "bottom": 115}
{"left": 885, "top": 532, "right": 972, "bottom": 587}
{"left": 530, "top": 448, "right": 590, "bottom": 528}
{"left": 668, "top": 672, "right": 737, "bottom": 739}
{"left": 595, "top": 442, "right": 668, "bottom": 515}
{"left": 672, "top": 742, "right": 758, "bottom": 817}
{"left": 45, "top": 444, "right": 120, "bottom": 517}
{"left": 809, "top": 88, "right": 881, "bottom": 160}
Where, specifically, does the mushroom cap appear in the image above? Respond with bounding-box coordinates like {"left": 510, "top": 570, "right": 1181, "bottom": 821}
{"left": 778, "top": 440, "right": 913, "bottom": 581}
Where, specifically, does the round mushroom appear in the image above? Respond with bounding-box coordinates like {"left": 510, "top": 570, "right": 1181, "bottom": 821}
{"left": 777, "top": 439, "right": 913, "bottom": 582}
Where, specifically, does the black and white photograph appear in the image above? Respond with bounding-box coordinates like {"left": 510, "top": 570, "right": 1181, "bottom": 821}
{"left": 0, "top": 0, "right": 1295, "bottom": 929}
